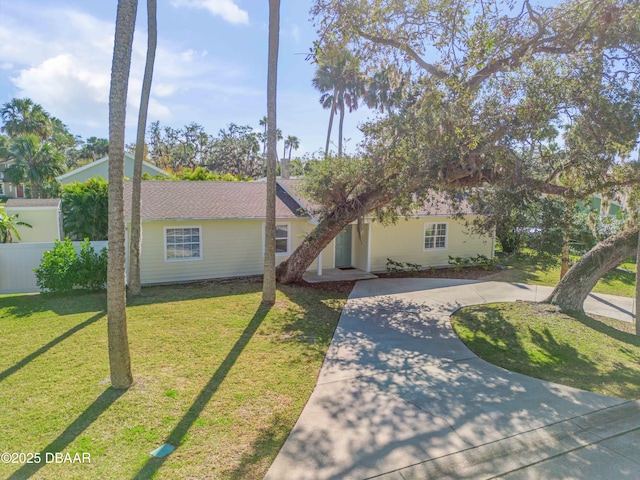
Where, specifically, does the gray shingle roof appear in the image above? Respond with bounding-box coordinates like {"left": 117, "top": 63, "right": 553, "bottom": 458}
{"left": 277, "top": 178, "right": 475, "bottom": 217}
{"left": 123, "top": 181, "right": 307, "bottom": 221}
{"left": 5, "top": 198, "right": 61, "bottom": 208}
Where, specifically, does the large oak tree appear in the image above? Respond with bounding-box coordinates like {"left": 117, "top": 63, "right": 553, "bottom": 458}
{"left": 276, "top": 0, "right": 640, "bottom": 296}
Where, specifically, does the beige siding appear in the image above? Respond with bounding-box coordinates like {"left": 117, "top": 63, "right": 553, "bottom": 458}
{"left": 369, "top": 217, "right": 494, "bottom": 272}
{"left": 137, "top": 217, "right": 331, "bottom": 284}
{"left": 290, "top": 221, "right": 335, "bottom": 271}
{"left": 4, "top": 207, "right": 61, "bottom": 243}
{"left": 352, "top": 223, "right": 369, "bottom": 271}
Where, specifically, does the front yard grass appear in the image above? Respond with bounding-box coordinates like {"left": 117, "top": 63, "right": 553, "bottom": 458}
{"left": 452, "top": 302, "right": 640, "bottom": 400}
{"left": 487, "top": 251, "right": 635, "bottom": 297}
{"left": 0, "top": 279, "right": 347, "bottom": 479}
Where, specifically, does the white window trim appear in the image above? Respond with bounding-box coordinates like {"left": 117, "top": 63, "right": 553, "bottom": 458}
{"left": 164, "top": 225, "right": 203, "bottom": 262}
{"left": 423, "top": 222, "right": 448, "bottom": 251}
{"left": 262, "top": 222, "right": 291, "bottom": 256}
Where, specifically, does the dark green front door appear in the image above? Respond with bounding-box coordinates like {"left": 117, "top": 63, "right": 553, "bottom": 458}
{"left": 335, "top": 225, "right": 352, "bottom": 268}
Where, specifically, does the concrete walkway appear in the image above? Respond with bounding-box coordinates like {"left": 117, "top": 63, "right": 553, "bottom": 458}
{"left": 266, "top": 279, "right": 639, "bottom": 480}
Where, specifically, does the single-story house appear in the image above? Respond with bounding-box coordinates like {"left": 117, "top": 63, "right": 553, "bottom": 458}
{"left": 123, "top": 179, "right": 495, "bottom": 285}
{"left": 4, "top": 198, "right": 63, "bottom": 243}
{"left": 56, "top": 152, "right": 169, "bottom": 185}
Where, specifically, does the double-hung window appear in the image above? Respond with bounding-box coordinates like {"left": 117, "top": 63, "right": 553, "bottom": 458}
{"left": 275, "top": 223, "right": 290, "bottom": 255}
{"left": 165, "top": 227, "right": 202, "bottom": 261}
{"left": 424, "top": 222, "right": 447, "bottom": 250}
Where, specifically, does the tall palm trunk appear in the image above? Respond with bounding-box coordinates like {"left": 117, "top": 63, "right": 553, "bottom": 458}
{"left": 107, "top": 0, "right": 137, "bottom": 389}
{"left": 129, "top": 0, "right": 157, "bottom": 297}
{"left": 337, "top": 95, "right": 345, "bottom": 156}
{"left": 324, "top": 92, "right": 337, "bottom": 157}
{"left": 263, "top": 0, "right": 280, "bottom": 304}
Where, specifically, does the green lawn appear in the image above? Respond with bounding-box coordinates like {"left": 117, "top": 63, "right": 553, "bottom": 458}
{"left": 487, "top": 251, "right": 635, "bottom": 297}
{"left": 0, "top": 280, "right": 346, "bottom": 479}
{"left": 452, "top": 302, "right": 640, "bottom": 400}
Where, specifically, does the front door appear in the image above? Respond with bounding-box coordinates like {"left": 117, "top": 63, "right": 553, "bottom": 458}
{"left": 335, "top": 225, "right": 352, "bottom": 268}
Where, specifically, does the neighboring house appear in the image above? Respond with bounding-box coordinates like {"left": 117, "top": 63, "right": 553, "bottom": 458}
{"left": 123, "top": 179, "right": 495, "bottom": 285}
{"left": 0, "top": 160, "right": 25, "bottom": 198}
{"left": 4, "top": 198, "right": 63, "bottom": 243}
{"left": 56, "top": 152, "right": 169, "bottom": 185}
{"left": 579, "top": 194, "right": 625, "bottom": 218}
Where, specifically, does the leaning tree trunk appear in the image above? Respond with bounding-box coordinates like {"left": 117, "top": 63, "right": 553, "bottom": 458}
{"left": 129, "top": 0, "right": 157, "bottom": 297}
{"left": 107, "top": 0, "right": 137, "bottom": 389}
{"left": 545, "top": 226, "right": 639, "bottom": 312}
{"left": 276, "top": 189, "right": 391, "bottom": 284}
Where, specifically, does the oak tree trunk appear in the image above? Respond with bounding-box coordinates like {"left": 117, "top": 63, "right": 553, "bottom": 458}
{"left": 545, "top": 226, "right": 639, "bottom": 312}
{"left": 262, "top": 0, "right": 280, "bottom": 304}
{"left": 129, "top": 0, "right": 157, "bottom": 297}
{"left": 276, "top": 189, "right": 391, "bottom": 284}
{"left": 107, "top": 0, "right": 137, "bottom": 389}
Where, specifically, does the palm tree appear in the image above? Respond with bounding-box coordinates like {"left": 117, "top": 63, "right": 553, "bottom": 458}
{"left": 263, "top": 0, "right": 280, "bottom": 304}
{"left": 259, "top": 115, "right": 268, "bottom": 154}
{"left": 282, "top": 135, "right": 299, "bottom": 179}
{"left": 0, "top": 211, "right": 31, "bottom": 243}
{"left": 107, "top": 0, "right": 138, "bottom": 389}
{"left": 129, "top": 0, "right": 158, "bottom": 297}
{"left": 0, "top": 98, "right": 51, "bottom": 139}
{"left": 286, "top": 135, "right": 300, "bottom": 161}
{"left": 312, "top": 50, "right": 363, "bottom": 157}
{"left": 5, "top": 134, "right": 64, "bottom": 198}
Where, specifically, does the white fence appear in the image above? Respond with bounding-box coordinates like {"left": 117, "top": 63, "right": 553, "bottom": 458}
{"left": 0, "top": 241, "right": 108, "bottom": 294}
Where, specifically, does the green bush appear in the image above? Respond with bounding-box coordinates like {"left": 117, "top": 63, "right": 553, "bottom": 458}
{"left": 34, "top": 238, "right": 107, "bottom": 293}
{"left": 386, "top": 258, "right": 423, "bottom": 275}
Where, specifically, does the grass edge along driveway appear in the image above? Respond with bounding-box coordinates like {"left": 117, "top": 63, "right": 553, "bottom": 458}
{"left": 452, "top": 301, "right": 640, "bottom": 401}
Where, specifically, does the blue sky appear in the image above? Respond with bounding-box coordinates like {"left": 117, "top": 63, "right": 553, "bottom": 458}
{"left": 0, "top": 0, "right": 373, "bottom": 155}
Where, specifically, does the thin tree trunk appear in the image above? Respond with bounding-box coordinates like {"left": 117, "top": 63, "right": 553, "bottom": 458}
{"left": 338, "top": 96, "right": 345, "bottom": 157}
{"left": 263, "top": 0, "right": 280, "bottom": 304}
{"left": 129, "top": 0, "right": 157, "bottom": 297}
{"left": 560, "top": 198, "right": 575, "bottom": 279}
{"left": 636, "top": 228, "right": 639, "bottom": 336}
{"left": 107, "top": 0, "right": 137, "bottom": 389}
{"left": 560, "top": 233, "right": 570, "bottom": 278}
{"left": 324, "top": 95, "right": 336, "bottom": 157}
{"left": 545, "top": 226, "right": 639, "bottom": 312}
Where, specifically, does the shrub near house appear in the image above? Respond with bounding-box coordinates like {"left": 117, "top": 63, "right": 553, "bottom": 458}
{"left": 34, "top": 238, "right": 107, "bottom": 292}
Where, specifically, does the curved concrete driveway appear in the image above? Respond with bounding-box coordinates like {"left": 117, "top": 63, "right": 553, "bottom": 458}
{"left": 266, "top": 279, "right": 639, "bottom": 480}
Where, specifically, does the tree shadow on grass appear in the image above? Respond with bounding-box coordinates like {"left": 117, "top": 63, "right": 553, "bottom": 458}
{"left": 456, "top": 305, "right": 640, "bottom": 398}
{"left": 132, "top": 302, "right": 272, "bottom": 480}
{"left": 571, "top": 312, "right": 639, "bottom": 347}
{"left": 226, "top": 411, "right": 292, "bottom": 480}
{"left": 8, "top": 387, "right": 125, "bottom": 479}
{"left": 599, "top": 267, "right": 635, "bottom": 287}
{"left": 0, "top": 277, "right": 264, "bottom": 317}
{"left": 0, "top": 311, "right": 105, "bottom": 383}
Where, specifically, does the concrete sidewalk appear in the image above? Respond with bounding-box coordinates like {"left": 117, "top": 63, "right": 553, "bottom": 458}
{"left": 266, "top": 279, "right": 639, "bottom": 480}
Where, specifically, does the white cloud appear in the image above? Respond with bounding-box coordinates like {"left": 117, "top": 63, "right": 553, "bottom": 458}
{"left": 11, "top": 54, "right": 111, "bottom": 126}
{"left": 170, "top": 0, "right": 249, "bottom": 25}
{"left": 0, "top": 4, "right": 250, "bottom": 139}
{"left": 291, "top": 25, "right": 301, "bottom": 43}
